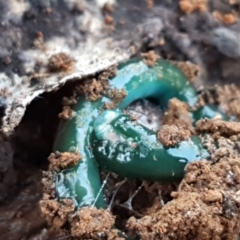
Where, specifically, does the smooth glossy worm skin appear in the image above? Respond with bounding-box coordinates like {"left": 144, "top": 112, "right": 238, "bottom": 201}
{"left": 91, "top": 110, "right": 209, "bottom": 182}
{"left": 53, "top": 58, "right": 226, "bottom": 208}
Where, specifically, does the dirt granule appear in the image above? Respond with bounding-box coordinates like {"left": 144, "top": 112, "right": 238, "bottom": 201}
{"left": 141, "top": 51, "right": 160, "bottom": 67}
{"left": 102, "top": 3, "right": 114, "bottom": 13}
{"left": 41, "top": 170, "right": 56, "bottom": 200}
{"left": 108, "top": 88, "right": 127, "bottom": 104}
{"left": 216, "top": 84, "right": 240, "bottom": 119}
{"left": 77, "top": 65, "right": 117, "bottom": 101}
{"left": 40, "top": 167, "right": 81, "bottom": 237}
{"left": 56, "top": 65, "right": 117, "bottom": 125}
{"left": 198, "top": 84, "right": 240, "bottom": 119}
{"left": 104, "top": 88, "right": 127, "bottom": 109}
{"left": 58, "top": 106, "right": 76, "bottom": 120}
{"left": 146, "top": 0, "right": 154, "bottom": 9}
{"left": 171, "top": 61, "right": 200, "bottom": 83}
{"left": 79, "top": 78, "right": 108, "bottom": 101}
{"left": 179, "top": 0, "right": 208, "bottom": 13}
{"left": 47, "top": 53, "right": 75, "bottom": 73}
{"left": 213, "top": 11, "right": 237, "bottom": 25}
{"left": 40, "top": 198, "right": 75, "bottom": 229}
{"left": 48, "top": 151, "right": 81, "bottom": 172}
{"left": 71, "top": 207, "right": 122, "bottom": 239}
{"left": 162, "top": 98, "right": 194, "bottom": 133}
{"left": 104, "top": 14, "right": 114, "bottom": 25}
{"left": 196, "top": 118, "right": 240, "bottom": 137}
{"left": 3, "top": 57, "right": 11, "bottom": 65}
{"left": 181, "top": 157, "right": 240, "bottom": 192}
{"left": 157, "top": 124, "right": 191, "bottom": 147}
{"left": 229, "top": 0, "right": 237, "bottom": 4}
{"left": 103, "top": 101, "right": 116, "bottom": 110}
{"left": 0, "top": 87, "right": 8, "bottom": 98}
{"left": 33, "top": 31, "right": 45, "bottom": 49}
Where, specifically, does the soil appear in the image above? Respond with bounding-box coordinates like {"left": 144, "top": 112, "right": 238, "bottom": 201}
{"left": 48, "top": 152, "right": 81, "bottom": 172}
{"left": 1, "top": 0, "right": 240, "bottom": 239}
{"left": 47, "top": 53, "right": 75, "bottom": 74}
{"left": 157, "top": 124, "right": 191, "bottom": 147}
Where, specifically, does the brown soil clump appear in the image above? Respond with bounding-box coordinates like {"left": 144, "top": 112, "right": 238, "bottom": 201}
{"left": 103, "top": 101, "right": 116, "bottom": 110}
{"left": 179, "top": 0, "right": 208, "bottom": 13}
{"left": 78, "top": 78, "right": 106, "bottom": 101}
{"left": 104, "top": 14, "right": 114, "bottom": 25}
{"left": 146, "top": 0, "right": 154, "bottom": 9}
{"left": 213, "top": 11, "right": 237, "bottom": 25}
{"left": 198, "top": 84, "right": 240, "bottom": 119}
{"left": 40, "top": 198, "right": 75, "bottom": 229}
{"left": 104, "top": 88, "right": 127, "bottom": 109}
{"left": 102, "top": 3, "right": 114, "bottom": 13}
{"left": 162, "top": 98, "right": 194, "bottom": 133}
{"left": 127, "top": 190, "right": 240, "bottom": 240}
{"left": 71, "top": 207, "right": 122, "bottom": 239}
{"left": 3, "top": 57, "right": 12, "bottom": 65}
{"left": 77, "top": 65, "right": 117, "bottom": 101}
{"left": 229, "top": 0, "right": 237, "bottom": 4}
{"left": 40, "top": 170, "right": 73, "bottom": 235}
{"left": 33, "top": 31, "right": 44, "bottom": 49}
{"left": 47, "top": 53, "right": 75, "bottom": 73}
{"left": 0, "top": 87, "right": 8, "bottom": 97}
{"left": 58, "top": 106, "right": 76, "bottom": 120}
{"left": 108, "top": 88, "right": 127, "bottom": 105}
{"left": 171, "top": 61, "right": 200, "bottom": 83}
{"left": 141, "top": 51, "right": 160, "bottom": 67}
{"left": 196, "top": 118, "right": 240, "bottom": 137}
{"left": 48, "top": 151, "right": 81, "bottom": 172}
{"left": 216, "top": 84, "right": 240, "bottom": 119}
{"left": 157, "top": 124, "right": 191, "bottom": 147}
{"left": 41, "top": 170, "right": 56, "bottom": 200}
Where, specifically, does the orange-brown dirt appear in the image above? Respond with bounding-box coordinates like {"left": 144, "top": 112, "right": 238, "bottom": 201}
{"left": 71, "top": 207, "right": 122, "bottom": 239}
{"left": 171, "top": 61, "right": 201, "bottom": 83}
{"left": 162, "top": 98, "right": 195, "bottom": 133}
{"left": 47, "top": 53, "right": 75, "bottom": 74}
{"left": 213, "top": 10, "right": 237, "bottom": 25}
{"left": 179, "top": 0, "right": 209, "bottom": 13}
{"left": 157, "top": 124, "right": 191, "bottom": 147}
{"left": 141, "top": 50, "right": 160, "bottom": 67}
{"left": 76, "top": 65, "right": 116, "bottom": 101}
{"left": 48, "top": 151, "right": 82, "bottom": 172}
{"left": 58, "top": 106, "right": 76, "bottom": 120}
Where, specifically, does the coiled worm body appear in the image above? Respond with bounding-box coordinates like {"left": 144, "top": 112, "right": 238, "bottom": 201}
{"left": 92, "top": 110, "right": 208, "bottom": 182}
{"left": 53, "top": 58, "right": 226, "bottom": 208}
